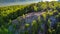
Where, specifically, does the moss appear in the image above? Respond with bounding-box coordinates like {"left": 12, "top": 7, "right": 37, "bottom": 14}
{"left": 32, "top": 20, "right": 37, "bottom": 26}
{"left": 25, "top": 23, "right": 30, "bottom": 28}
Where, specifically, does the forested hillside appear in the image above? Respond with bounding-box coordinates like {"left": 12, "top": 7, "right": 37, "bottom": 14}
{"left": 0, "top": 1, "right": 60, "bottom": 34}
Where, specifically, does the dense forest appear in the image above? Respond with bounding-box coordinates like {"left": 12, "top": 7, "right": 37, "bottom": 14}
{"left": 0, "top": 1, "right": 60, "bottom": 34}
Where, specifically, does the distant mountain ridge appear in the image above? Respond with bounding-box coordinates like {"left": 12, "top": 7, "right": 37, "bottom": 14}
{"left": 0, "top": 0, "right": 40, "bottom": 3}
{"left": 0, "top": 0, "right": 58, "bottom": 3}
{"left": 0, "top": 0, "right": 59, "bottom": 7}
{"left": 0, "top": 0, "right": 40, "bottom": 7}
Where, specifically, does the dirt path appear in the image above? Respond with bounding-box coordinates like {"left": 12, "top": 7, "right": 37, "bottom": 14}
{"left": 12, "top": 11, "right": 46, "bottom": 24}
{"left": 24, "top": 11, "right": 45, "bottom": 18}
{"left": 12, "top": 11, "right": 46, "bottom": 34}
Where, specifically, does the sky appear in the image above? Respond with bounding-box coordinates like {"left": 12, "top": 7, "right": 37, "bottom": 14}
{"left": 0, "top": 0, "right": 58, "bottom": 7}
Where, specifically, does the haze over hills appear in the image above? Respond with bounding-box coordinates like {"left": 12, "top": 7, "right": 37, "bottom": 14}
{"left": 0, "top": 0, "right": 40, "bottom": 7}
{"left": 0, "top": 0, "right": 58, "bottom": 7}
{"left": 0, "top": 0, "right": 40, "bottom": 3}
